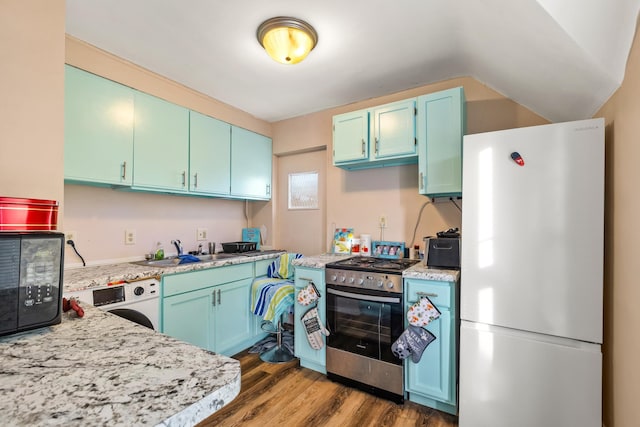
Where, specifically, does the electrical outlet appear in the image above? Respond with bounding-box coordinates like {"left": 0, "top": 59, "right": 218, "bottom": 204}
{"left": 65, "top": 231, "right": 76, "bottom": 242}
{"left": 379, "top": 215, "right": 387, "bottom": 228}
{"left": 197, "top": 228, "right": 208, "bottom": 241}
{"left": 125, "top": 229, "right": 136, "bottom": 245}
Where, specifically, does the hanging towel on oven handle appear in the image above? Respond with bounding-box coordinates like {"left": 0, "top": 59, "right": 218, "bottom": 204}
{"left": 392, "top": 325, "right": 436, "bottom": 363}
{"left": 297, "top": 281, "right": 321, "bottom": 306}
{"left": 407, "top": 295, "right": 441, "bottom": 327}
{"left": 301, "top": 305, "right": 330, "bottom": 350}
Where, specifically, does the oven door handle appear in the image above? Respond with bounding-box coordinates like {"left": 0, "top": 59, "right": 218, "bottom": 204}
{"left": 327, "top": 288, "right": 401, "bottom": 304}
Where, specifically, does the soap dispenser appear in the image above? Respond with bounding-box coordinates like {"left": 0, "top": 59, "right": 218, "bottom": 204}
{"left": 154, "top": 242, "right": 164, "bottom": 260}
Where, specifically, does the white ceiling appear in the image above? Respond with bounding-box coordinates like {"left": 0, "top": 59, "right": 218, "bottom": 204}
{"left": 66, "top": 0, "right": 640, "bottom": 123}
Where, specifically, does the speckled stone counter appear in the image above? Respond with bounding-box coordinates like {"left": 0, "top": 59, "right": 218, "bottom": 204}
{"left": 291, "top": 253, "right": 351, "bottom": 268}
{"left": 65, "top": 252, "right": 283, "bottom": 292}
{"left": 0, "top": 305, "right": 240, "bottom": 427}
{"left": 403, "top": 262, "right": 460, "bottom": 282}
{"left": 291, "top": 254, "right": 459, "bottom": 283}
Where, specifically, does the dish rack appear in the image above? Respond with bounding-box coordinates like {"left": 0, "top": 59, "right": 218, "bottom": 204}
{"left": 221, "top": 241, "right": 257, "bottom": 253}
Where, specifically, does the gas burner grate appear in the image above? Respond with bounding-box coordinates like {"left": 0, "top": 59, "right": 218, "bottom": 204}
{"left": 327, "top": 256, "right": 419, "bottom": 274}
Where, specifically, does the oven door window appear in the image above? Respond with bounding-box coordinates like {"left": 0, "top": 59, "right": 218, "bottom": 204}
{"left": 326, "top": 286, "right": 403, "bottom": 365}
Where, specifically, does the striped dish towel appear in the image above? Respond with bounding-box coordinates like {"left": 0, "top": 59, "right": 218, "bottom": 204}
{"left": 267, "top": 253, "right": 303, "bottom": 279}
{"left": 251, "top": 277, "right": 295, "bottom": 321}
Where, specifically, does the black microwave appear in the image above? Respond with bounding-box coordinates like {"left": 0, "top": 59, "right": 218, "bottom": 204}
{"left": 0, "top": 232, "right": 65, "bottom": 336}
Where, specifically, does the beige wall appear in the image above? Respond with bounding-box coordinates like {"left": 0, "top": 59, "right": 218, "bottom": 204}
{"left": 4, "top": 1, "right": 635, "bottom": 423}
{"left": 272, "top": 77, "right": 548, "bottom": 251}
{"left": 0, "top": 0, "right": 65, "bottom": 212}
{"left": 596, "top": 15, "right": 640, "bottom": 427}
{"left": 63, "top": 36, "right": 275, "bottom": 265}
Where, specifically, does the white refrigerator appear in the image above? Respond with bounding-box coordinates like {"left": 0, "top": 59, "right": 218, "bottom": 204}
{"left": 459, "top": 118, "right": 604, "bottom": 427}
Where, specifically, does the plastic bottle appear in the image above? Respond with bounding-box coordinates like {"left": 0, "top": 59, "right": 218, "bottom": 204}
{"left": 154, "top": 242, "right": 164, "bottom": 260}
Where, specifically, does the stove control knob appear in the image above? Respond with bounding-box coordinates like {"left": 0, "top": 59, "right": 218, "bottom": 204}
{"left": 134, "top": 286, "right": 145, "bottom": 296}
{"left": 386, "top": 281, "right": 395, "bottom": 289}
{"left": 356, "top": 277, "right": 364, "bottom": 285}
{"left": 339, "top": 275, "right": 346, "bottom": 283}
{"left": 376, "top": 279, "right": 384, "bottom": 288}
{"left": 347, "top": 276, "right": 355, "bottom": 284}
{"left": 330, "top": 274, "right": 337, "bottom": 281}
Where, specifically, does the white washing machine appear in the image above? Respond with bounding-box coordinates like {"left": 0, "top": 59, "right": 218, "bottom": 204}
{"left": 64, "top": 278, "right": 160, "bottom": 330}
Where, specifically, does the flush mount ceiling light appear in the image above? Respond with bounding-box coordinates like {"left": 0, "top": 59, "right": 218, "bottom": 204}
{"left": 257, "top": 16, "right": 318, "bottom": 65}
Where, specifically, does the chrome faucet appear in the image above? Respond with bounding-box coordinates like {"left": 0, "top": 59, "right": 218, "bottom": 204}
{"left": 171, "top": 239, "right": 183, "bottom": 256}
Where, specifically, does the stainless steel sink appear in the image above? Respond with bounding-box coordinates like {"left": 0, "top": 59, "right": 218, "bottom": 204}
{"left": 131, "top": 258, "right": 182, "bottom": 268}
{"left": 131, "top": 253, "right": 239, "bottom": 268}
{"left": 195, "top": 253, "right": 239, "bottom": 261}
{"left": 237, "top": 249, "right": 284, "bottom": 257}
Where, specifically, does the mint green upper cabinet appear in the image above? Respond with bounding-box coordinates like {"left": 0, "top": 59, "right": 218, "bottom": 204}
{"left": 333, "top": 110, "right": 369, "bottom": 164}
{"left": 372, "top": 99, "right": 417, "bottom": 159}
{"left": 64, "top": 65, "right": 134, "bottom": 186}
{"left": 230, "top": 126, "right": 272, "bottom": 200}
{"left": 189, "top": 111, "right": 231, "bottom": 196}
{"left": 133, "top": 91, "right": 189, "bottom": 192}
{"left": 417, "top": 87, "right": 466, "bottom": 197}
{"left": 333, "top": 99, "right": 418, "bottom": 170}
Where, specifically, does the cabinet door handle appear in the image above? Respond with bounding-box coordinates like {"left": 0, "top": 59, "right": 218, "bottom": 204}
{"left": 181, "top": 171, "right": 186, "bottom": 187}
{"left": 375, "top": 137, "right": 379, "bottom": 154}
{"left": 121, "top": 161, "right": 127, "bottom": 180}
{"left": 266, "top": 184, "right": 270, "bottom": 196}
{"left": 217, "top": 289, "right": 221, "bottom": 305}
{"left": 194, "top": 173, "right": 198, "bottom": 188}
{"left": 417, "top": 292, "right": 438, "bottom": 298}
{"left": 361, "top": 139, "right": 365, "bottom": 155}
{"left": 212, "top": 290, "right": 216, "bottom": 306}
{"left": 419, "top": 172, "right": 424, "bottom": 190}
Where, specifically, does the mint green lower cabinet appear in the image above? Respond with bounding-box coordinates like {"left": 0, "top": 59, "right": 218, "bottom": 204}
{"left": 404, "top": 278, "right": 458, "bottom": 415}
{"left": 161, "top": 263, "right": 259, "bottom": 357}
{"left": 213, "top": 278, "right": 255, "bottom": 355}
{"left": 293, "top": 266, "right": 327, "bottom": 373}
{"left": 163, "top": 287, "right": 214, "bottom": 350}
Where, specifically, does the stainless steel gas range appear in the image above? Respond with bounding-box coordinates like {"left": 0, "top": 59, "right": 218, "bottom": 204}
{"left": 324, "top": 256, "right": 420, "bottom": 403}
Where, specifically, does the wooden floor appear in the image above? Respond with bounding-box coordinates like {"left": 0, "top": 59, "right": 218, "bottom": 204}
{"left": 199, "top": 350, "right": 458, "bottom": 427}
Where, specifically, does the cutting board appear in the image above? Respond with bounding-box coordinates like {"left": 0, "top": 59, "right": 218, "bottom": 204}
{"left": 242, "top": 228, "right": 261, "bottom": 249}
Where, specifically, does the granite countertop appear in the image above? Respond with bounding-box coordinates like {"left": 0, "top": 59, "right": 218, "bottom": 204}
{"left": 65, "top": 251, "right": 283, "bottom": 292}
{"left": 292, "top": 254, "right": 459, "bottom": 283}
{"left": 291, "top": 253, "right": 351, "bottom": 268}
{"left": 0, "top": 305, "right": 240, "bottom": 427}
{"left": 403, "top": 262, "right": 460, "bottom": 282}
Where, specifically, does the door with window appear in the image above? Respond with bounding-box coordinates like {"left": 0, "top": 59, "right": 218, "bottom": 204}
{"left": 276, "top": 149, "right": 326, "bottom": 256}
